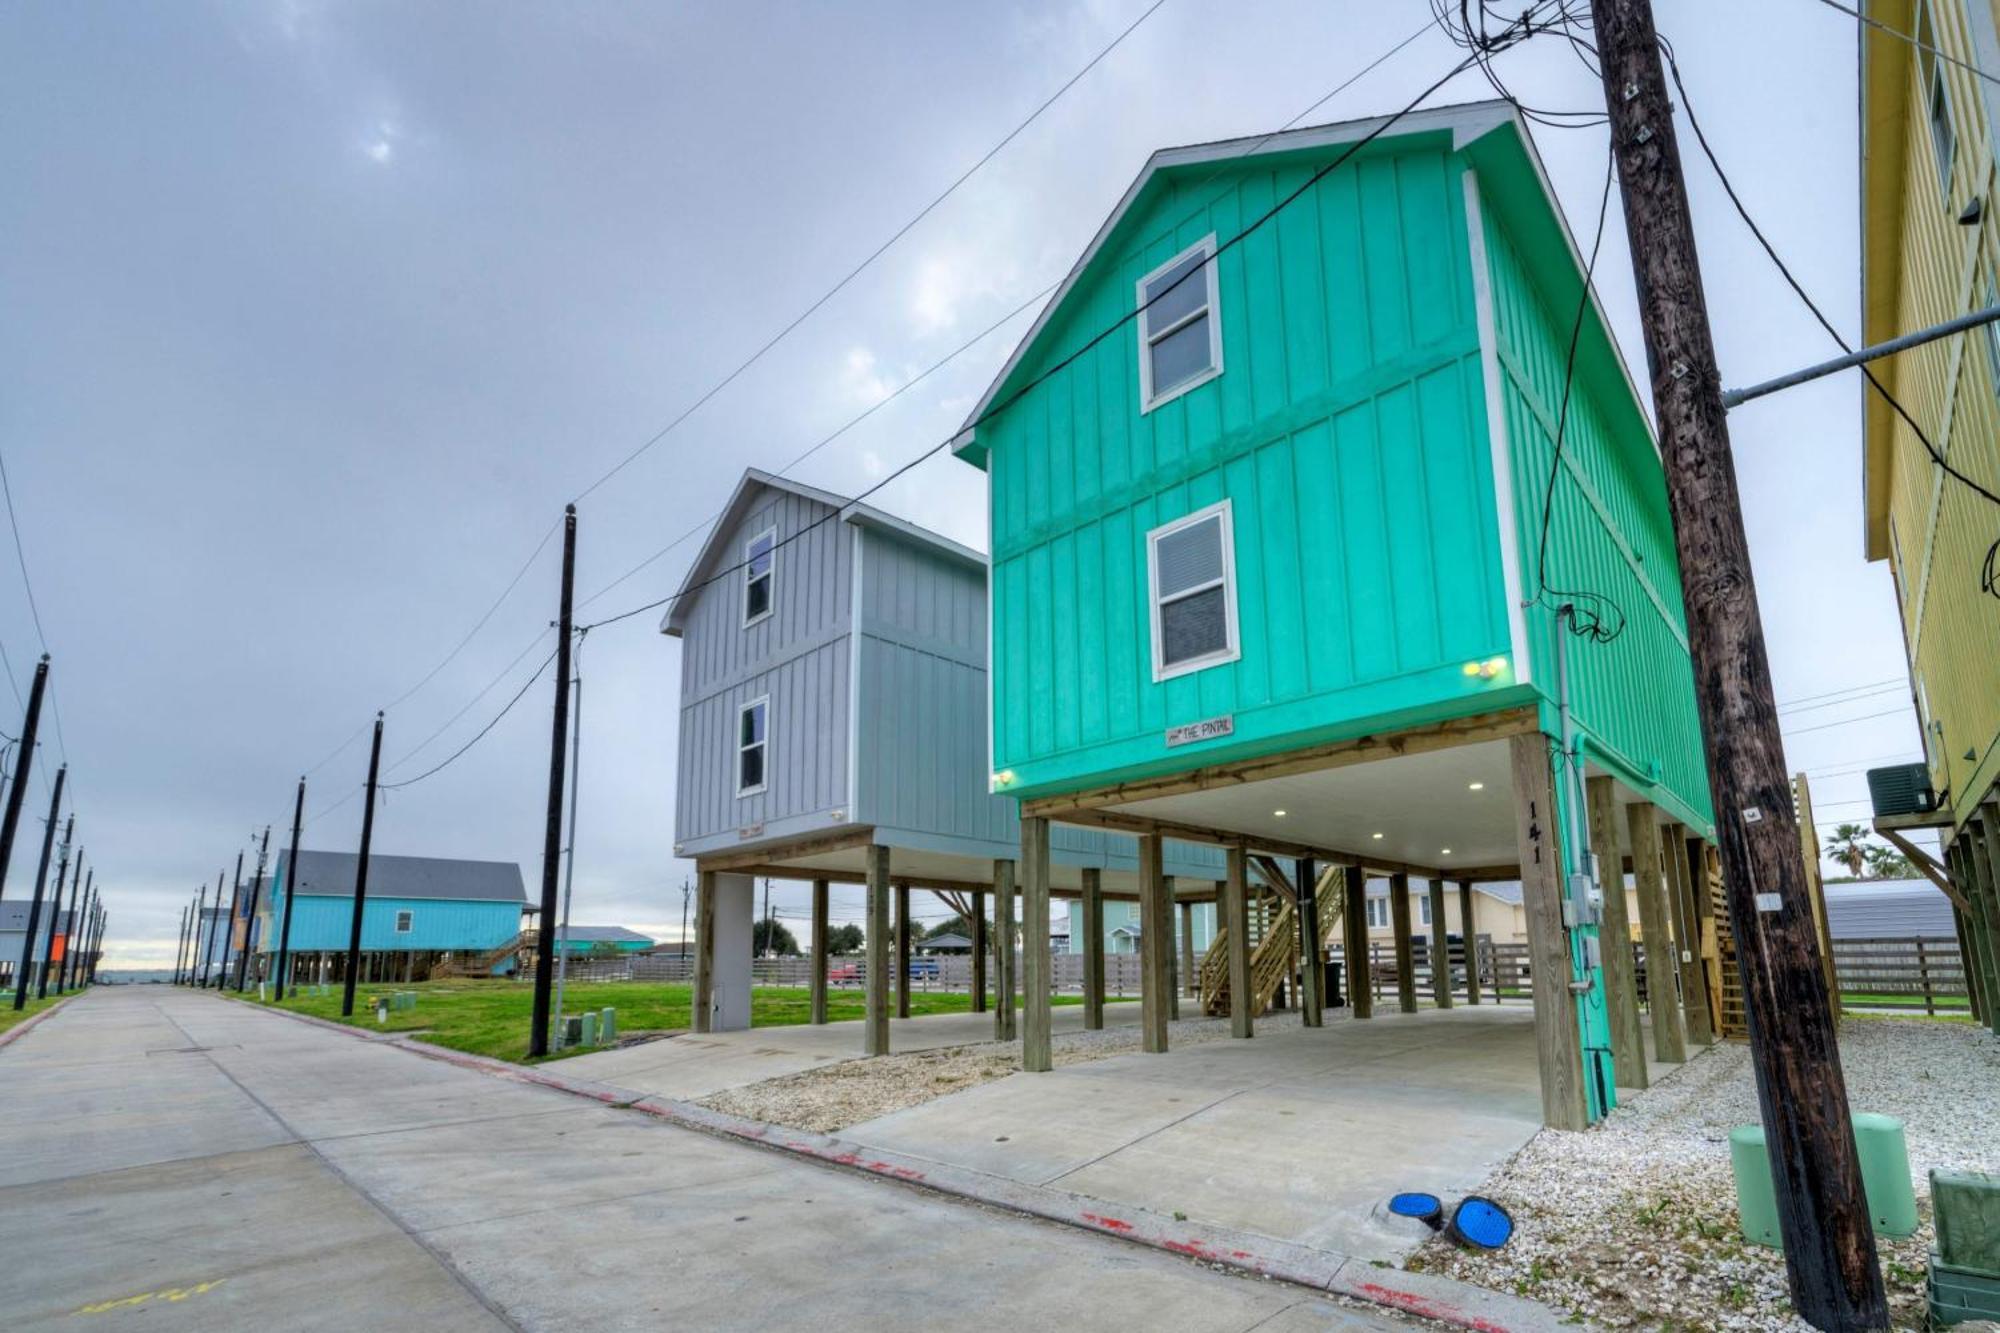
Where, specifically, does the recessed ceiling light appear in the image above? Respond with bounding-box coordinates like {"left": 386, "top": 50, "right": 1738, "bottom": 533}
{"left": 1441, "top": 848, "right": 1453, "bottom": 855}
{"left": 1371, "top": 832, "right": 1384, "bottom": 840}
{"left": 1468, "top": 781, "right": 1485, "bottom": 791}
{"left": 1273, "top": 809, "right": 1287, "bottom": 818}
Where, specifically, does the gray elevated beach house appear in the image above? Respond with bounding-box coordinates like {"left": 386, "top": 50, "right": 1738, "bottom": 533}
{"left": 664, "top": 470, "right": 1219, "bottom": 1050}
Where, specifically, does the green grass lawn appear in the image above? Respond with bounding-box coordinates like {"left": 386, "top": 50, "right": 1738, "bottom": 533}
{"left": 243, "top": 979, "right": 1080, "bottom": 1064}
{"left": 0, "top": 987, "right": 79, "bottom": 1035}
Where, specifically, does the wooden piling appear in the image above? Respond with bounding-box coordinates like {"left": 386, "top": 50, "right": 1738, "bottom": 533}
{"left": 1343, "top": 865, "right": 1371, "bottom": 1019}
{"left": 1224, "top": 846, "right": 1253, "bottom": 1038}
{"left": 1297, "top": 857, "right": 1324, "bottom": 1026}
{"left": 1179, "top": 899, "right": 1196, "bottom": 1002}
{"left": 1165, "top": 876, "right": 1181, "bottom": 1021}
{"left": 1666, "top": 827, "right": 1715, "bottom": 1047}
{"left": 1426, "top": 878, "right": 1451, "bottom": 1009}
{"left": 1627, "top": 802, "right": 1688, "bottom": 1062}
{"left": 1458, "top": 880, "right": 1481, "bottom": 1005}
{"left": 1081, "top": 867, "right": 1105, "bottom": 1031}
{"left": 1138, "top": 837, "right": 1171, "bottom": 1052}
{"left": 1389, "top": 871, "right": 1418, "bottom": 1014}
{"left": 894, "top": 880, "right": 911, "bottom": 1020}
{"left": 809, "top": 878, "right": 829, "bottom": 1025}
{"left": 693, "top": 869, "right": 717, "bottom": 1035}
{"left": 1020, "top": 817, "right": 1052, "bottom": 1071}
{"left": 1585, "top": 776, "right": 1646, "bottom": 1088}
{"left": 865, "top": 846, "right": 890, "bottom": 1056}
{"left": 970, "top": 888, "right": 988, "bottom": 1014}
{"left": 1509, "top": 732, "right": 1589, "bottom": 1131}
{"left": 992, "top": 859, "right": 1016, "bottom": 1042}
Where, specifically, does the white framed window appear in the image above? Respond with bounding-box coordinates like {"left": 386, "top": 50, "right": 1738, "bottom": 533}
{"left": 737, "top": 696, "right": 769, "bottom": 797}
{"left": 1919, "top": 2, "right": 1954, "bottom": 195}
{"left": 1418, "top": 894, "right": 1432, "bottom": 929}
{"left": 1147, "top": 499, "right": 1240, "bottom": 681}
{"left": 394, "top": 910, "right": 413, "bottom": 934}
{"left": 1137, "top": 235, "right": 1222, "bottom": 412}
{"left": 1365, "top": 898, "right": 1389, "bottom": 930}
{"left": 743, "top": 527, "right": 776, "bottom": 627}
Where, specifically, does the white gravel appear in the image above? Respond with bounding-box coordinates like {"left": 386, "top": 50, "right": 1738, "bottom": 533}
{"left": 700, "top": 1008, "right": 1304, "bottom": 1133}
{"left": 1413, "top": 1016, "right": 2000, "bottom": 1331}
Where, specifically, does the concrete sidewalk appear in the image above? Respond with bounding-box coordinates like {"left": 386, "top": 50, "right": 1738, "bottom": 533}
{"left": 0, "top": 987, "right": 1417, "bottom": 1331}
{"left": 559, "top": 998, "right": 1146, "bottom": 1101}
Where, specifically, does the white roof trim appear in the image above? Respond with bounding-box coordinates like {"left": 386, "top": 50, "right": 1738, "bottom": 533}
{"left": 954, "top": 100, "right": 1517, "bottom": 453}
{"left": 662, "top": 469, "right": 986, "bottom": 635}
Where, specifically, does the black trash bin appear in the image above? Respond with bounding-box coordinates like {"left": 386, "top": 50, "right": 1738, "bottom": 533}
{"left": 1325, "top": 959, "right": 1345, "bottom": 1008}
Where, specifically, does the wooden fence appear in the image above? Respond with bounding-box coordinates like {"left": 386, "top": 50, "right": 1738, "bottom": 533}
{"left": 1828, "top": 936, "right": 1967, "bottom": 1014}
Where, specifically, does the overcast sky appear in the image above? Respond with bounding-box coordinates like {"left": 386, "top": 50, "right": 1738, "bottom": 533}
{"left": 0, "top": 0, "right": 1923, "bottom": 967}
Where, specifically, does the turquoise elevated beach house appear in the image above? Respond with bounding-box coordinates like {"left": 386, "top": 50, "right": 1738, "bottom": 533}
{"left": 954, "top": 101, "right": 1718, "bottom": 1128}
{"left": 256, "top": 849, "right": 528, "bottom": 984}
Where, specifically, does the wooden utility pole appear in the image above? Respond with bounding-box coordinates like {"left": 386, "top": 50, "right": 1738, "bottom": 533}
{"left": 236, "top": 826, "right": 270, "bottom": 991}
{"left": 193, "top": 880, "right": 210, "bottom": 986}
{"left": 173, "top": 902, "right": 190, "bottom": 986}
{"left": 1589, "top": 2, "right": 1883, "bottom": 1323}
{"left": 275, "top": 778, "right": 305, "bottom": 999}
{"left": 216, "top": 850, "right": 243, "bottom": 991}
{"left": 0, "top": 657, "right": 50, "bottom": 911}
{"left": 528, "top": 504, "right": 576, "bottom": 1059}
{"left": 42, "top": 818, "right": 72, "bottom": 996}
{"left": 75, "top": 873, "right": 93, "bottom": 989}
{"left": 13, "top": 763, "right": 64, "bottom": 1009}
{"left": 56, "top": 845, "right": 84, "bottom": 993}
{"left": 340, "top": 712, "right": 385, "bottom": 1018}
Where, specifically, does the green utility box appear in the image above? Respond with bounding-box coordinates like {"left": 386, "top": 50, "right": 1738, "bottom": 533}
{"left": 1930, "top": 1256, "right": 2000, "bottom": 1326}
{"left": 599, "top": 1008, "right": 616, "bottom": 1042}
{"left": 580, "top": 1012, "right": 598, "bottom": 1047}
{"left": 1934, "top": 1171, "right": 2000, "bottom": 1278}
{"left": 1728, "top": 1116, "right": 1919, "bottom": 1246}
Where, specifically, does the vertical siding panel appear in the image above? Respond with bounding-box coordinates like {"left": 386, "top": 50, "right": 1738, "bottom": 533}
{"left": 1243, "top": 166, "right": 1290, "bottom": 420}
{"left": 1292, "top": 419, "right": 1353, "bottom": 692}
{"left": 1379, "top": 382, "right": 1441, "bottom": 668}
{"left": 1336, "top": 400, "right": 1397, "bottom": 678}
{"left": 1278, "top": 165, "right": 1330, "bottom": 401}
{"left": 1258, "top": 439, "right": 1308, "bottom": 701}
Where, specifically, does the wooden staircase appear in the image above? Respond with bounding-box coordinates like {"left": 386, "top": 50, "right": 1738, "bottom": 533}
{"left": 1199, "top": 865, "right": 1344, "bottom": 1019}
{"left": 428, "top": 935, "right": 524, "bottom": 980}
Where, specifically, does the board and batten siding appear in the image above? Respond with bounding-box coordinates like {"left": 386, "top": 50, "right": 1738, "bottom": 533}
{"left": 983, "top": 143, "right": 1516, "bottom": 798}
{"left": 269, "top": 897, "right": 522, "bottom": 953}
{"left": 674, "top": 488, "right": 853, "bottom": 855}
{"left": 1473, "top": 174, "right": 1712, "bottom": 831}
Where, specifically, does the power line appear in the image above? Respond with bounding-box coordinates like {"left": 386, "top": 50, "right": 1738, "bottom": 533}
{"left": 1775, "top": 676, "right": 1903, "bottom": 710}
{"left": 574, "top": 11, "right": 1447, "bottom": 616}
{"left": 384, "top": 627, "right": 553, "bottom": 777}
{"left": 1781, "top": 706, "right": 1912, "bottom": 737}
{"left": 579, "top": 26, "right": 1532, "bottom": 635}
{"left": 379, "top": 646, "right": 560, "bottom": 792}
{"left": 1776, "top": 684, "right": 1906, "bottom": 717}
{"left": 1660, "top": 35, "right": 2000, "bottom": 601}
{"left": 567, "top": 0, "right": 1172, "bottom": 508}
{"left": 1810, "top": 0, "right": 2000, "bottom": 90}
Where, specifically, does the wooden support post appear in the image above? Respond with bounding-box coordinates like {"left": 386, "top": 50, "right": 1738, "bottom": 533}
{"left": 1585, "top": 776, "right": 1646, "bottom": 1087}
{"left": 1224, "top": 846, "right": 1253, "bottom": 1038}
{"left": 1020, "top": 817, "right": 1052, "bottom": 1071}
{"left": 1297, "top": 857, "right": 1324, "bottom": 1027}
{"left": 1967, "top": 815, "right": 2000, "bottom": 1037}
{"left": 1081, "top": 867, "right": 1105, "bottom": 1031}
{"left": 970, "top": 889, "right": 988, "bottom": 1013}
{"left": 1343, "top": 865, "right": 1371, "bottom": 1018}
{"left": 992, "top": 860, "right": 1016, "bottom": 1041}
{"left": 1165, "top": 876, "right": 1181, "bottom": 1021}
{"left": 1137, "top": 837, "right": 1170, "bottom": 1052}
{"left": 1426, "top": 878, "right": 1451, "bottom": 1009}
{"left": 1626, "top": 803, "right": 1688, "bottom": 1063}
{"left": 1179, "top": 900, "right": 1196, "bottom": 1001}
{"left": 1459, "top": 880, "right": 1481, "bottom": 1005}
{"left": 1389, "top": 871, "right": 1417, "bottom": 1014}
{"left": 1509, "top": 732, "right": 1589, "bottom": 1132}
{"left": 894, "top": 880, "right": 911, "bottom": 1020}
{"left": 865, "top": 846, "right": 891, "bottom": 1056}
{"left": 809, "top": 878, "right": 829, "bottom": 1026}
{"left": 1667, "top": 829, "right": 1715, "bottom": 1047}
{"left": 692, "top": 869, "right": 717, "bottom": 1035}
{"left": 1950, "top": 895, "right": 1985, "bottom": 1026}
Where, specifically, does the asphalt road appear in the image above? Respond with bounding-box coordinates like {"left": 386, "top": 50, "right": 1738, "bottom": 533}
{"left": 0, "top": 986, "right": 1417, "bottom": 1331}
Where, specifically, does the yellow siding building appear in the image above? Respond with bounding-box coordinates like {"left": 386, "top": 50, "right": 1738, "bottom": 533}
{"left": 1861, "top": 7, "right": 2000, "bottom": 828}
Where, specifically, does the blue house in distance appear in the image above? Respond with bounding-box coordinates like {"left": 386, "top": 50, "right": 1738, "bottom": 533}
{"left": 254, "top": 849, "right": 528, "bottom": 985}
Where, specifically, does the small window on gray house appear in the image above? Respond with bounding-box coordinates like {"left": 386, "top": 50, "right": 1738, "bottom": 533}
{"left": 1366, "top": 898, "right": 1389, "bottom": 930}
{"left": 737, "top": 696, "right": 768, "bottom": 797}
{"left": 1148, "top": 500, "right": 1239, "bottom": 680}
{"left": 395, "top": 910, "right": 413, "bottom": 934}
{"left": 1137, "top": 235, "right": 1222, "bottom": 411}
{"left": 744, "top": 528, "right": 776, "bottom": 626}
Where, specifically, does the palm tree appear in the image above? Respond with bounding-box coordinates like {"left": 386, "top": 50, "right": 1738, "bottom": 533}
{"left": 1824, "top": 824, "right": 1870, "bottom": 878}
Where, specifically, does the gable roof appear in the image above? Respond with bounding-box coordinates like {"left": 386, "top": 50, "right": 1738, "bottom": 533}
{"left": 951, "top": 98, "right": 1652, "bottom": 469}
{"left": 558, "top": 925, "right": 655, "bottom": 945}
{"left": 661, "top": 469, "right": 985, "bottom": 636}
{"left": 277, "top": 849, "right": 527, "bottom": 904}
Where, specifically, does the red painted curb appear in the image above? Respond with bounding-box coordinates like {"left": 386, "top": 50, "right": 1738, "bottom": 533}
{"left": 0, "top": 989, "right": 82, "bottom": 1053}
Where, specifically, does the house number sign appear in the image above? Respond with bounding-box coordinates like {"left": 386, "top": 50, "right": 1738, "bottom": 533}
{"left": 1166, "top": 714, "right": 1234, "bottom": 748}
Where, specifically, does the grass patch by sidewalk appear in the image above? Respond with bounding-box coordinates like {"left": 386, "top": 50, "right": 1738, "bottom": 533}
{"left": 0, "top": 987, "right": 79, "bottom": 1035}
{"left": 244, "top": 979, "right": 1079, "bottom": 1064}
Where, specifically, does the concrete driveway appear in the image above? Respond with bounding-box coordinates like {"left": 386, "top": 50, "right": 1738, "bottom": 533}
{"left": 840, "top": 1004, "right": 1560, "bottom": 1263}
{"left": 0, "top": 987, "right": 1417, "bottom": 1331}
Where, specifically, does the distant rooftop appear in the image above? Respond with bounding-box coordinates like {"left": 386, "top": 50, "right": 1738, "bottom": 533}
{"left": 279, "top": 850, "right": 527, "bottom": 904}
{"left": 556, "top": 925, "right": 654, "bottom": 945}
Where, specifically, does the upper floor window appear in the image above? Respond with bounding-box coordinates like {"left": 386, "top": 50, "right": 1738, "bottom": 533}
{"left": 1137, "top": 236, "right": 1222, "bottom": 412}
{"left": 395, "top": 910, "right": 413, "bottom": 934}
{"left": 1418, "top": 893, "right": 1432, "bottom": 929}
{"left": 1365, "top": 898, "right": 1389, "bottom": 930}
{"left": 744, "top": 528, "right": 776, "bottom": 627}
{"left": 1920, "top": 2, "right": 1954, "bottom": 193}
{"left": 737, "top": 696, "right": 768, "bottom": 797}
{"left": 1147, "top": 500, "right": 1240, "bottom": 681}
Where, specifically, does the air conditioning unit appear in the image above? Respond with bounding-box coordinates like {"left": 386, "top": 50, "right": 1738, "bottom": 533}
{"left": 1867, "top": 763, "right": 1936, "bottom": 818}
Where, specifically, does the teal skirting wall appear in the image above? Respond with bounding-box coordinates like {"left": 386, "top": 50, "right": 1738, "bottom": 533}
{"left": 258, "top": 895, "right": 521, "bottom": 953}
